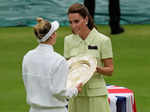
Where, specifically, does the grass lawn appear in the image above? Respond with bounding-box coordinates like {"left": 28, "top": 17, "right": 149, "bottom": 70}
{"left": 0, "top": 24, "right": 150, "bottom": 112}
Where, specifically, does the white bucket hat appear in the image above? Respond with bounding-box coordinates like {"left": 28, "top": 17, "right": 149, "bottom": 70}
{"left": 38, "top": 21, "right": 59, "bottom": 42}
{"left": 67, "top": 55, "right": 97, "bottom": 88}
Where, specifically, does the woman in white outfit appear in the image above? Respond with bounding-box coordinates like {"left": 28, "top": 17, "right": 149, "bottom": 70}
{"left": 22, "top": 18, "right": 82, "bottom": 112}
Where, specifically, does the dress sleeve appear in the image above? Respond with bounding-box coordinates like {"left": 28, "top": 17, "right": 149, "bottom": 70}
{"left": 101, "top": 37, "right": 113, "bottom": 59}
{"left": 64, "top": 37, "right": 70, "bottom": 59}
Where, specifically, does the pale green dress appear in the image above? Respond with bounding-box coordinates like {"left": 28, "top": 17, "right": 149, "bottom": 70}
{"left": 64, "top": 28, "right": 113, "bottom": 112}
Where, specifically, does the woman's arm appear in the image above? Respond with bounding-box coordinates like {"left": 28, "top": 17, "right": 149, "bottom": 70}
{"left": 96, "top": 58, "right": 114, "bottom": 76}
{"left": 50, "top": 58, "right": 82, "bottom": 100}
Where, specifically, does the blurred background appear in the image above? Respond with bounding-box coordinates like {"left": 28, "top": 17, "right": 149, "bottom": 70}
{"left": 0, "top": 0, "right": 150, "bottom": 112}
{"left": 0, "top": 0, "right": 150, "bottom": 26}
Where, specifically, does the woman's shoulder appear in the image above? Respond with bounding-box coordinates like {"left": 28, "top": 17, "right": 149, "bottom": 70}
{"left": 23, "top": 48, "right": 36, "bottom": 58}
{"left": 53, "top": 52, "right": 66, "bottom": 63}
{"left": 96, "top": 31, "right": 109, "bottom": 39}
{"left": 64, "top": 34, "right": 76, "bottom": 42}
{"left": 94, "top": 29, "right": 111, "bottom": 41}
{"left": 50, "top": 52, "right": 68, "bottom": 72}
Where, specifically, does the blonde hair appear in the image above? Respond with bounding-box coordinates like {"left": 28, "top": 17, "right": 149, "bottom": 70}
{"left": 34, "top": 17, "right": 51, "bottom": 40}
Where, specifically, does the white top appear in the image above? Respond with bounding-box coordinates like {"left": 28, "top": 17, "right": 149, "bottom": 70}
{"left": 22, "top": 44, "right": 78, "bottom": 108}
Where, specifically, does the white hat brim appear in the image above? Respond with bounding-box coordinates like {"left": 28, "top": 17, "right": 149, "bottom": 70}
{"left": 67, "top": 55, "right": 97, "bottom": 88}
{"left": 51, "top": 21, "right": 59, "bottom": 32}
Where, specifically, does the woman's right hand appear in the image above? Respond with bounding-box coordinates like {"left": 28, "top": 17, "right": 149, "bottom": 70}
{"left": 76, "top": 83, "right": 82, "bottom": 93}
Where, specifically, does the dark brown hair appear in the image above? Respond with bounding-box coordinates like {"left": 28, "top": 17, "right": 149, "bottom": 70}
{"left": 34, "top": 17, "right": 51, "bottom": 40}
{"left": 67, "top": 3, "right": 96, "bottom": 30}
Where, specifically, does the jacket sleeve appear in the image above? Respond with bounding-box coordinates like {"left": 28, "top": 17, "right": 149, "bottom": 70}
{"left": 49, "top": 58, "right": 78, "bottom": 100}
{"left": 101, "top": 37, "right": 113, "bottom": 59}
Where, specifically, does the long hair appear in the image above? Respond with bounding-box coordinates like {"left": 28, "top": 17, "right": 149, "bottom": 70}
{"left": 68, "top": 3, "right": 96, "bottom": 30}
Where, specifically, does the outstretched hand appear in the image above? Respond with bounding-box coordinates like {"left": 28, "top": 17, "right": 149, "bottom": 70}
{"left": 76, "top": 83, "right": 82, "bottom": 93}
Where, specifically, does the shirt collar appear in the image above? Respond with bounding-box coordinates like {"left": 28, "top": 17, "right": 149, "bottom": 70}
{"left": 37, "top": 44, "right": 54, "bottom": 52}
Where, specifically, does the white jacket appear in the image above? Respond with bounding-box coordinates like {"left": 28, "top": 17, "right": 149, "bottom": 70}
{"left": 22, "top": 44, "right": 78, "bottom": 108}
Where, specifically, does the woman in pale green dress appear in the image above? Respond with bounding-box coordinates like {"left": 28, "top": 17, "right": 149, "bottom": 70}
{"left": 64, "top": 3, "right": 114, "bottom": 112}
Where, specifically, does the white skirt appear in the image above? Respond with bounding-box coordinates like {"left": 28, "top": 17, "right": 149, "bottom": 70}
{"left": 29, "top": 106, "right": 68, "bottom": 112}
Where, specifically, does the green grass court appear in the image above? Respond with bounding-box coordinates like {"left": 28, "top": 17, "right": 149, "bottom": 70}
{"left": 0, "top": 25, "right": 150, "bottom": 112}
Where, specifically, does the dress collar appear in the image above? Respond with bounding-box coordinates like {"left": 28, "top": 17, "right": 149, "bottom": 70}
{"left": 73, "top": 28, "right": 97, "bottom": 44}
